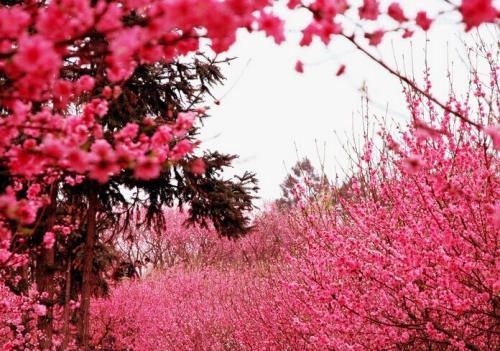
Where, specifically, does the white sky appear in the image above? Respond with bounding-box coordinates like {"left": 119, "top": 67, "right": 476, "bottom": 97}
{"left": 197, "top": 1, "right": 498, "bottom": 204}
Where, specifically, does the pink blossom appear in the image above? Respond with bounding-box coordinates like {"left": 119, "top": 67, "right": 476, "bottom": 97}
{"left": 15, "top": 200, "right": 38, "bottom": 225}
{"left": 402, "top": 28, "right": 414, "bottom": 38}
{"left": 295, "top": 60, "right": 304, "bottom": 73}
{"left": 416, "top": 11, "right": 433, "bottom": 31}
{"left": 64, "top": 149, "right": 89, "bottom": 173}
{"left": 387, "top": 3, "right": 408, "bottom": 23}
{"left": 287, "top": 0, "right": 301, "bottom": 9}
{"left": 34, "top": 304, "right": 47, "bottom": 317}
{"left": 76, "top": 75, "right": 96, "bottom": 94}
{"left": 414, "top": 119, "right": 443, "bottom": 140}
{"left": 115, "top": 123, "right": 140, "bottom": 141}
{"left": 492, "top": 202, "right": 500, "bottom": 229}
{"left": 13, "top": 35, "right": 61, "bottom": 75}
{"left": 43, "top": 232, "right": 55, "bottom": 249}
{"left": 96, "top": 3, "right": 123, "bottom": 32}
{"left": 299, "top": 20, "right": 342, "bottom": 46}
{"left": 190, "top": 158, "right": 206, "bottom": 176}
{"left": 459, "top": 0, "right": 498, "bottom": 31}
{"left": 170, "top": 140, "right": 194, "bottom": 161}
{"left": 336, "top": 64, "right": 346, "bottom": 76}
{"left": 36, "top": 0, "right": 94, "bottom": 41}
{"left": 359, "top": 0, "right": 380, "bottom": 20}
{"left": 27, "top": 184, "right": 41, "bottom": 200}
{"left": 485, "top": 124, "right": 500, "bottom": 150}
{"left": 40, "top": 136, "right": 66, "bottom": 160}
{"left": 53, "top": 79, "right": 74, "bottom": 108}
{"left": 88, "top": 140, "right": 119, "bottom": 183}
{"left": 152, "top": 125, "right": 173, "bottom": 147}
{"left": 134, "top": 156, "right": 161, "bottom": 180}
{"left": 258, "top": 12, "right": 286, "bottom": 44}
{"left": 173, "top": 112, "right": 196, "bottom": 137}
{"left": 365, "top": 30, "right": 384, "bottom": 46}
{"left": 102, "top": 86, "right": 113, "bottom": 99}
{"left": 64, "top": 176, "right": 77, "bottom": 186}
{"left": 85, "top": 99, "right": 109, "bottom": 118}
{"left": 403, "top": 155, "right": 424, "bottom": 173}
{"left": 0, "top": 7, "right": 30, "bottom": 39}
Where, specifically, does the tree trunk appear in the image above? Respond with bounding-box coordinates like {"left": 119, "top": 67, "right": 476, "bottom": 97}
{"left": 78, "top": 186, "right": 98, "bottom": 349}
{"left": 60, "top": 258, "right": 72, "bottom": 351}
{"left": 37, "top": 182, "right": 58, "bottom": 350}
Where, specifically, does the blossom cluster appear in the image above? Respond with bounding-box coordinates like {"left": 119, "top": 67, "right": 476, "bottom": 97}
{"left": 1, "top": 284, "right": 46, "bottom": 350}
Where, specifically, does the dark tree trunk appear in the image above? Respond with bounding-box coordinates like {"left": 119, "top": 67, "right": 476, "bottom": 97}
{"left": 78, "top": 186, "right": 98, "bottom": 349}
{"left": 37, "top": 182, "right": 58, "bottom": 350}
{"left": 60, "top": 257, "right": 72, "bottom": 351}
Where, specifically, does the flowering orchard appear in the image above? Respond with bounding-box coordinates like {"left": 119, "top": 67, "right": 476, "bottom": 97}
{"left": 279, "top": 77, "right": 500, "bottom": 350}
{"left": 91, "top": 48, "right": 498, "bottom": 350}
{"left": 0, "top": 0, "right": 499, "bottom": 350}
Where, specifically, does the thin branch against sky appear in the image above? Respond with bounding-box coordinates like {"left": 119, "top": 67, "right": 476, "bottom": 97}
{"left": 200, "top": 12, "right": 494, "bottom": 202}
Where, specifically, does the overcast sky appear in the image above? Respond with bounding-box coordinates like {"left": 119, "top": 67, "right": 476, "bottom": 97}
{"left": 197, "top": 1, "right": 497, "bottom": 204}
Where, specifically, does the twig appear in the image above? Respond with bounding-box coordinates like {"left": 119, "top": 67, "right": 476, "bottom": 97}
{"left": 342, "top": 34, "right": 482, "bottom": 129}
